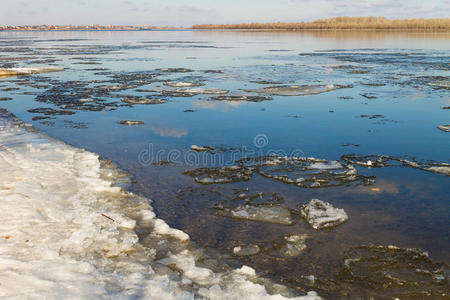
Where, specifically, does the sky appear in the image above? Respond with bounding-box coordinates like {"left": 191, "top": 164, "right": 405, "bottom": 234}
{"left": 1, "top": 0, "right": 449, "bottom": 26}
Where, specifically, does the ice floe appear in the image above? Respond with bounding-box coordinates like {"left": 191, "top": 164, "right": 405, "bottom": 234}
{"left": 233, "top": 244, "right": 261, "bottom": 256}
{"left": 0, "top": 67, "right": 63, "bottom": 76}
{"left": 184, "top": 165, "right": 254, "bottom": 184}
{"left": 341, "top": 154, "right": 450, "bottom": 176}
{"left": 118, "top": 120, "right": 144, "bottom": 126}
{"left": 239, "top": 155, "right": 372, "bottom": 188}
{"left": 183, "top": 154, "right": 373, "bottom": 188}
{"left": 299, "top": 199, "right": 348, "bottom": 229}
{"left": 0, "top": 109, "right": 321, "bottom": 299}
{"left": 164, "top": 81, "right": 203, "bottom": 88}
{"left": 184, "top": 87, "right": 229, "bottom": 95}
{"left": 437, "top": 125, "right": 450, "bottom": 132}
{"left": 211, "top": 95, "right": 273, "bottom": 102}
{"left": 190, "top": 145, "right": 214, "bottom": 152}
{"left": 245, "top": 84, "right": 351, "bottom": 96}
{"left": 122, "top": 96, "right": 165, "bottom": 105}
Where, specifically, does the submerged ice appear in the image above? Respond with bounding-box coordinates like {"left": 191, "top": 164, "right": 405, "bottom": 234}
{"left": 216, "top": 205, "right": 295, "bottom": 225}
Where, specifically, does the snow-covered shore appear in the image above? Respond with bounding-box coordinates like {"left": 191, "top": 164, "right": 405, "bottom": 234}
{"left": 0, "top": 108, "right": 320, "bottom": 300}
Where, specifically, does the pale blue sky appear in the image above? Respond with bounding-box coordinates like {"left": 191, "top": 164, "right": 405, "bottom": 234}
{"left": 2, "top": 0, "right": 449, "bottom": 26}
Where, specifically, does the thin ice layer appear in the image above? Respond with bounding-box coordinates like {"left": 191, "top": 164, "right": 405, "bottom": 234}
{"left": 0, "top": 109, "right": 320, "bottom": 299}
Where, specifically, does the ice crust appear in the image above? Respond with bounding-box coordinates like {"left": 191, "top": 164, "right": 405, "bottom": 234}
{"left": 0, "top": 110, "right": 320, "bottom": 299}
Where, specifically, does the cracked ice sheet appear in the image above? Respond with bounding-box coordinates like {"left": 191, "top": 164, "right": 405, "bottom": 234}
{"left": 0, "top": 109, "right": 320, "bottom": 300}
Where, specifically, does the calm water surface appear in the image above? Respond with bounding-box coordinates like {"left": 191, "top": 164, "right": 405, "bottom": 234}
{"left": 1, "top": 30, "right": 449, "bottom": 298}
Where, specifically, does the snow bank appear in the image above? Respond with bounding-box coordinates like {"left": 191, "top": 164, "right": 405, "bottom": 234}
{"left": 0, "top": 109, "right": 320, "bottom": 299}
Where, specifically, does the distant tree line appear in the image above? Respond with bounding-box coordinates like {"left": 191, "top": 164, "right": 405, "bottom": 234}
{"left": 192, "top": 17, "right": 450, "bottom": 30}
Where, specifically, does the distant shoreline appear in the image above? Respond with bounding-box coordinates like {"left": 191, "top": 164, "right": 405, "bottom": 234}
{"left": 2, "top": 29, "right": 450, "bottom": 33}
{"left": 192, "top": 17, "right": 450, "bottom": 31}
{"left": 2, "top": 17, "right": 450, "bottom": 32}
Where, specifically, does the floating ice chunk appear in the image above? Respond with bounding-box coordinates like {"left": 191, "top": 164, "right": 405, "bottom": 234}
{"left": 308, "top": 161, "right": 343, "bottom": 170}
{"left": 122, "top": 97, "right": 165, "bottom": 104}
{"left": 239, "top": 155, "right": 370, "bottom": 188}
{"left": 437, "top": 125, "right": 450, "bottom": 132}
{"left": 184, "top": 87, "right": 229, "bottom": 95}
{"left": 342, "top": 154, "right": 450, "bottom": 177}
{"left": 152, "top": 219, "right": 190, "bottom": 242}
{"left": 184, "top": 166, "right": 254, "bottom": 184}
{"left": 160, "top": 250, "right": 218, "bottom": 285}
{"left": 118, "top": 120, "right": 144, "bottom": 125}
{"left": 218, "top": 205, "right": 294, "bottom": 225}
{"left": 0, "top": 67, "right": 63, "bottom": 76}
{"left": 164, "top": 81, "right": 203, "bottom": 87}
{"left": 211, "top": 95, "right": 273, "bottom": 102}
{"left": 300, "top": 199, "right": 348, "bottom": 229}
{"left": 245, "top": 84, "right": 351, "bottom": 96}
{"left": 234, "top": 265, "right": 257, "bottom": 277}
{"left": 157, "top": 67, "right": 193, "bottom": 73}
{"left": 190, "top": 145, "right": 213, "bottom": 152}
{"left": 233, "top": 244, "right": 260, "bottom": 256}
{"left": 427, "top": 166, "right": 450, "bottom": 176}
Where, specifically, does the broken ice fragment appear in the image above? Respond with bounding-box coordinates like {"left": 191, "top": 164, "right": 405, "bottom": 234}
{"left": 245, "top": 84, "right": 351, "bottom": 96}
{"left": 164, "top": 81, "right": 203, "bottom": 87}
{"left": 0, "top": 67, "right": 63, "bottom": 76}
{"left": 183, "top": 166, "right": 254, "bottom": 184}
{"left": 122, "top": 97, "right": 165, "bottom": 105}
{"left": 190, "top": 145, "right": 214, "bottom": 152}
{"left": 300, "top": 199, "right": 348, "bottom": 229}
{"left": 437, "top": 125, "right": 450, "bottom": 132}
{"left": 118, "top": 120, "right": 144, "bottom": 126}
{"left": 233, "top": 244, "right": 260, "bottom": 256}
